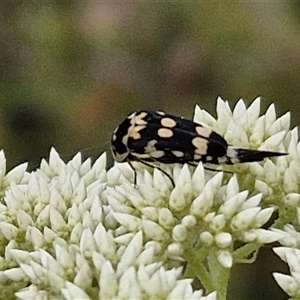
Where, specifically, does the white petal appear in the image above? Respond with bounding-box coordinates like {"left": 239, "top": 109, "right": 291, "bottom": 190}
{"left": 4, "top": 267, "right": 27, "bottom": 281}
{"left": 118, "top": 266, "right": 142, "bottom": 298}
{"left": 94, "top": 223, "right": 116, "bottom": 259}
{"left": 73, "top": 259, "right": 93, "bottom": 289}
{"left": 80, "top": 228, "right": 96, "bottom": 257}
{"left": 297, "top": 207, "right": 300, "bottom": 225}
{"left": 217, "top": 250, "right": 233, "bottom": 268}
{"left": 231, "top": 207, "right": 261, "bottom": 231}
{"left": 253, "top": 207, "right": 274, "bottom": 227}
{"left": 68, "top": 152, "right": 82, "bottom": 171}
{"left": 9, "top": 249, "right": 31, "bottom": 264}
{"left": 255, "top": 180, "right": 270, "bottom": 196}
{"left": 190, "top": 173, "right": 223, "bottom": 217}
{"left": 116, "top": 231, "right": 143, "bottom": 276}
{"left": 5, "top": 163, "right": 28, "bottom": 186}
{"left": 273, "top": 273, "right": 299, "bottom": 297}
{"left": 113, "top": 212, "right": 141, "bottom": 232}
{"left": 9, "top": 182, "right": 28, "bottom": 209}
{"left": 92, "top": 152, "right": 107, "bottom": 176}
{"left": 15, "top": 285, "right": 40, "bottom": 300}
{"left": 209, "top": 214, "right": 226, "bottom": 231}
{"left": 284, "top": 168, "right": 298, "bottom": 193}
{"left": 265, "top": 103, "right": 276, "bottom": 130}
{"left": 50, "top": 207, "right": 67, "bottom": 231}
{"left": 245, "top": 229, "right": 283, "bottom": 243}
{"left": 225, "top": 120, "right": 248, "bottom": 147}
{"left": 181, "top": 215, "right": 197, "bottom": 228}
{"left": 158, "top": 208, "right": 175, "bottom": 229}
{"left": 66, "top": 204, "right": 81, "bottom": 228}
{"left": 215, "top": 232, "right": 232, "bottom": 248}
{"left": 199, "top": 231, "right": 214, "bottom": 246}
{"left": 99, "top": 261, "right": 118, "bottom": 299}
{"left": 0, "top": 151, "right": 6, "bottom": 184}
{"left": 249, "top": 116, "right": 265, "bottom": 146}
{"left": 72, "top": 180, "right": 87, "bottom": 205}
{"left": 233, "top": 99, "right": 247, "bottom": 121}
{"left": 141, "top": 207, "right": 158, "bottom": 222}
{"left": 169, "top": 186, "right": 190, "bottom": 212}
{"left": 137, "top": 247, "right": 155, "bottom": 265}
{"left": 145, "top": 241, "right": 162, "bottom": 255}
{"left": 167, "top": 243, "right": 183, "bottom": 257}
{"left": 89, "top": 195, "right": 104, "bottom": 223}
{"left": 19, "top": 263, "right": 38, "bottom": 281}
{"left": 79, "top": 158, "right": 92, "bottom": 176}
{"left": 50, "top": 189, "right": 66, "bottom": 214}
{"left": 285, "top": 193, "right": 300, "bottom": 208}
{"left": 246, "top": 97, "right": 261, "bottom": 127}
{"left": 62, "top": 281, "right": 91, "bottom": 300}
{"left": 193, "top": 104, "right": 217, "bottom": 127}
{"left": 274, "top": 247, "right": 300, "bottom": 272}
{"left": 167, "top": 279, "right": 193, "bottom": 299}
{"left": 107, "top": 166, "right": 123, "bottom": 185}
{"left": 114, "top": 232, "right": 135, "bottom": 245}
{"left": 142, "top": 220, "right": 167, "bottom": 241}
{"left": 48, "top": 147, "right": 65, "bottom": 173}
{"left": 225, "top": 175, "right": 239, "bottom": 200}
{"left": 216, "top": 97, "right": 232, "bottom": 135}
{"left": 40, "top": 249, "right": 60, "bottom": 274}
{"left": 190, "top": 192, "right": 213, "bottom": 218}
{"left": 260, "top": 130, "right": 287, "bottom": 150}
{"left": 27, "top": 227, "right": 45, "bottom": 249}
{"left": 60, "top": 176, "right": 73, "bottom": 201}
{"left": 153, "top": 167, "right": 171, "bottom": 192}
{"left": 267, "top": 112, "right": 290, "bottom": 135}
{"left": 172, "top": 224, "right": 187, "bottom": 242}
{"left": 241, "top": 194, "right": 262, "bottom": 210}
{"left": 17, "top": 210, "right": 33, "bottom": 230}
{"left": 173, "top": 164, "right": 192, "bottom": 190}
{"left": 219, "top": 191, "right": 248, "bottom": 218}
{"left": 192, "top": 163, "right": 205, "bottom": 195}
{"left": 0, "top": 222, "right": 19, "bottom": 240}
{"left": 249, "top": 162, "right": 264, "bottom": 177}
{"left": 55, "top": 244, "right": 74, "bottom": 272}
{"left": 106, "top": 188, "right": 132, "bottom": 213}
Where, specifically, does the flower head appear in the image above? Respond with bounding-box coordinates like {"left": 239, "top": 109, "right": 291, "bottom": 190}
{"left": 0, "top": 97, "right": 296, "bottom": 299}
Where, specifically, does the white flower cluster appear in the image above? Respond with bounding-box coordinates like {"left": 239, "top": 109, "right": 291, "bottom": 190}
{"left": 0, "top": 148, "right": 217, "bottom": 300}
{"left": 0, "top": 97, "right": 298, "bottom": 300}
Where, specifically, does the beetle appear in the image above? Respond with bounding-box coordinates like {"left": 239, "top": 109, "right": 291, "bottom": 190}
{"left": 111, "top": 110, "right": 287, "bottom": 186}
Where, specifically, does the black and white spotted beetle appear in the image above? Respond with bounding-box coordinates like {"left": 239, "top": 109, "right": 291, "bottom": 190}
{"left": 111, "top": 110, "right": 287, "bottom": 186}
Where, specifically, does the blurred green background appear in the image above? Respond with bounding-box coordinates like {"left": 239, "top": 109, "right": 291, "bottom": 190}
{"left": 1, "top": 1, "right": 297, "bottom": 299}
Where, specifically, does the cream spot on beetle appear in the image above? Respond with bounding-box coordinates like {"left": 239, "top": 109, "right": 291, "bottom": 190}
{"left": 121, "top": 135, "right": 129, "bottom": 147}
{"left": 196, "top": 126, "right": 211, "bottom": 138}
{"left": 217, "top": 156, "right": 228, "bottom": 164}
{"left": 131, "top": 152, "right": 151, "bottom": 159}
{"left": 114, "top": 151, "right": 129, "bottom": 162}
{"left": 127, "top": 112, "right": 137, "bottom": 119}
{"left": 226, "top": 147, "right": 237, "bottom": 158}
{"left": 158, "top": 128, "right": 173, "bottom": 138}
{"left": 144, "top": 140, "right": 158, "bottom": 153}
{"left": 192, "top": 137, "right": 208, "bottom": 155}
{"left": 194, "top": 154, "right": 202, "bottom": 161}
{"left": 150, "top": 150, "right": 165, "bottom": 158}
{"left": 172, "top": 150, "right": 184, "bottom": 157}
{"left": 157, "top": 111, "right": 165, "bottom": 116}
{"left": 134, "top": 112, "right": 148, "bottom": 125}
{"left": 161, "top": 117, "right": 176, "bottom": 128}
{"left": 129, "top": 125, "right": 147, "bottom": 139}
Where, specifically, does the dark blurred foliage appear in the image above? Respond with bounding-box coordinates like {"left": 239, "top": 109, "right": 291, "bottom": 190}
{"left": 0, "top": 2, "right": 299, "bottom": 298}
